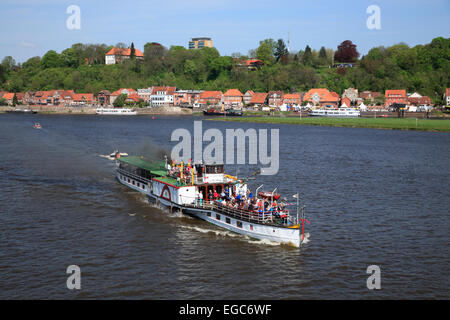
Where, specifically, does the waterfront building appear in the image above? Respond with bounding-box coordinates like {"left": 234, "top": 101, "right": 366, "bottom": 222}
{"left": 341, "top": 97, "right": 351, "bottom": 107}
{"left": 248, "top": 93, "right": 268, "bottom": 109}
{"left": 303, "top": 88, "right": 340, "bottom": 107}
{"left": 97, "top": 90, "right": 112, "bottom": 107}
{"left": 137, "top": 87, "right": 154, "bottom": 104}
{"left": 385, "top": 90, "right": 407, "bottom": 107}
{"left": 342, "top": 87, "right": 359, "bottom": 103}
{"left": 407, "top": 96, "right": 432, "bottom": 106}
{"left": 282, "top": 93, "right": 301, "bottom": 106}
{"left": 243, "top": 90, "right": 255, "bottom": 105}
{"left": 360, "top": 91, "right": 381, "bottom": 104}
{"left": 105, "top": 47, "right": 144, "bottom": 65}
{"left": 267, "top": 91, "right": 284, "bottom": 107}
{"left": 199, "top": 91, "right": 223, "bottom": 107}
{"left": 71, "top": 93, "right": 95, "bottom": 106}
{"left": 1, "top": 92, "right": 14, "bottom": 105}
{"left": 188, "top": 37, "right": 213, "bottom": 50}
{"left": 110, "top": 88, "right": 138, "bottom": 105}
{"left": 150, "top": 86, "right": 176, "bottom": 107}
{"left": 223, "top": 89, "right": 244, "bottom": 109}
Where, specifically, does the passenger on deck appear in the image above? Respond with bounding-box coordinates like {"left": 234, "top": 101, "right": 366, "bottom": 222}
{"left": 198, "top": 192, "right": 203, "bottom": 206}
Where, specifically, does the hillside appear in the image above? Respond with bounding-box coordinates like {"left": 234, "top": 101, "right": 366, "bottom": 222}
{"left": 0, "top": 37, "right": 449, "bottom": 104}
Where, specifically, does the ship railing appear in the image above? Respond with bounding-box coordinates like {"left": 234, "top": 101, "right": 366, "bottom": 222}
{"left": 211, "top": 202, "right": 274, "bottom": 225}
{"left": 117, "top": 168, "right": 153, "bottom": 184}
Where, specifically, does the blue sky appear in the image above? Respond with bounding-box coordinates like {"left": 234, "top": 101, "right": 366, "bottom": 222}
{"left": 0, "top": 0, "right": 449, "bottom": 63}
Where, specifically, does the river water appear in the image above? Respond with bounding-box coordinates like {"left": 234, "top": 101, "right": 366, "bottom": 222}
{"left": 0, "top": 114, "right": 448, "bottom": 299}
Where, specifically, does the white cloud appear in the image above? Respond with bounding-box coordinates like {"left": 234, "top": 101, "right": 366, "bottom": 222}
{"left": 19, "top": 41, "right": 36, "bottom": 48}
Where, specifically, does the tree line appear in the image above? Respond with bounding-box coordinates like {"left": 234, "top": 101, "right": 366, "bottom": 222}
{"left": 0, "top": 37, "right": 449, "bottom": 104}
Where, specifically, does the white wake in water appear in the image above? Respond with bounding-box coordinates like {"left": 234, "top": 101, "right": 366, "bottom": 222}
{"left": 180, "top": 225, "right": 241, "bottom": 238}
{"left": 301, "top": 232, "right": 311, "bottom": 245}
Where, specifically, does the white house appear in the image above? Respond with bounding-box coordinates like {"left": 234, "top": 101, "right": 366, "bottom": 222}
{"left": 150, "top": 86, "right": 176, "bottom": 107}
{"left": 105, "top": 47, "right": 144, "bottom": 65}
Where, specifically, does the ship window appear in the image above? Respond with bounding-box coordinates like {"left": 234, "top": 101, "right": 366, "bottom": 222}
{"left": 207, "top": 212, "right": 211, "bottom": 217}
{"left": 237, "top": 221, "right": 242, "bottom": 228}
{"left": 249, "top": 225, "right": 253, "bottom": 231}
{"left": 137, "top": 183, "right": 140, "bottom": 187}
{"left": 226, "top": 217, "right": 231, "bottom": 224}
{"left": 216, "top": 214, "right": 220, "bottom": 220}
{"left": 132, "top": 181, "right": 135, "bottom": 185}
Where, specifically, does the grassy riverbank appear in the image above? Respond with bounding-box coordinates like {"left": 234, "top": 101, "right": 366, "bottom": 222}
{"left": 210, "top": 116, "right": 450, "bottom": 132}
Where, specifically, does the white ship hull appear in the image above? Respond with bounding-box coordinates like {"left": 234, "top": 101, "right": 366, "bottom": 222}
{"left": 310, "top": 108, "right": 360, "bottom": 117}
{"left": 96, "top": 108, "right": 137, "bottom": 115}
{"left": 116, "top": 170, "right": 302, "bottom": 247}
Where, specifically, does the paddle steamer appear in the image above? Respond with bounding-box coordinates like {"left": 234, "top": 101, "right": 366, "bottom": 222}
{"left": 115, "top": 155, "right": 308, "bottom": 247}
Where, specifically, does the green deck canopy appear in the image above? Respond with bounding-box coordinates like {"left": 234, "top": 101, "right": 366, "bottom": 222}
{"left": 118, "top": 156, "right": 166, "bottom": 173}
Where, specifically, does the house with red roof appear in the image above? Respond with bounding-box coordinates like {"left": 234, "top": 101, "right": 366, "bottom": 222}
{"left": 105, "top": 47, "right": 144, "bottom": 65}
{"left": 360, "top": 91, "right": 381, "bottom": 104}
{"left": 110, "top": 88, "right": 138, "bottom": 105}
{"left": 407, "top": 96, "right": 432, "bottom": 106}
{"left": 97, "top": 90, "right": 111, "bottom": 107}
{"left": 2, "top": 92, "right": 15, "bottom": 105}
{"left": 303, "top": 88, "right": 340, "bottom": 107}
{"left": 199, "top": 91, "right": 223, "bottom": 107}
{"left": 282, "top": 93, "right": 301, "bottom": 106}
{"left": 71, "top": 93, "right": 95, "bottom": 106}
{"left": 236, "top": 59, "right": 264, "bottom": 70}
{"left": 173, "top": 90, "right": 203, "bottom": 107}
{"left": 243, "top": 90, "right": 255, "bottom": 105}
{"left": 248, "top": 93, "right": 268, "bottom": 108}
{"left": 223, "top": 89, "right": 244, "bottom": 109}
{"left": 125, "top": 93, "right": 143, "bottom": 104}
{"left": 385, "top": 90, "right": 407, "bottom": 107}
{"left": 267, "top": 91, "right": 284, "bottom": 107}
{"left": 32, "top": 90, "right": 75, "bottom": 106}
{"left": 341, "top": 97, "right": 352, "bottom": 107}
{"left": 150, "top": 86, "right": 176, "bottom": 107}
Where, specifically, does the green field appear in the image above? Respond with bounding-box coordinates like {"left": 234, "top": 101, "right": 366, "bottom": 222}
{"left": 210, "top": 117, "right": 450, "bottom": 132}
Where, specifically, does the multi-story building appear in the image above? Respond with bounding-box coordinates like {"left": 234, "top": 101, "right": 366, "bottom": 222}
{"left": 407, "top": 95, "right": 432, "bottom": 106}
{"left": 243, "top": 90, "right": 255, "bottom": 105}
{"left": 137, "top": 87, "right": 154, "bottom": 104}
{"left": 267, "top": 91, "right": 284, "bottom": 107}
{"left": 110, "top": 88, "right": 138, "bottom": 105}
{"left": 282, "top": 93, "right": 301, "bottom": 106}
{"left": 341, "top": 97, "right": 352, "bottom": 107}
{"left": 199, "top": 91, "right": 223, "bottom": 107}
{"left": 97, "top": 90, "right": 111, "bottom": 107}
{"left": 1, "top": 92, "right": 15, "bottom": 105}
{"left": 105, "top": 47, "right": 144, "bottom": 65}
{"left": 71, "top": 93, "right": 95, "bottom": 106}
{"left": 188, "top": 37, "right": 213, "bottom": 50}
{"left": 248, "top": 93, "right": 268, "bottom": 108}
{"left": 150, "top": 86, "right": 176, "bottom": 107}
{"left": 303, "top": 88, "right": 340, "bottom": 107}
{"left": 342, "top": 88, "right": 359, "bottom": 103}
{"left": 385, "top": 90, "right": 407, "bottom": 107}
{"left": 223, "top": 89, "right": 244, "bottom": 109}
{"left": 360, "top": 91, "right": 381, "bottom": 104}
